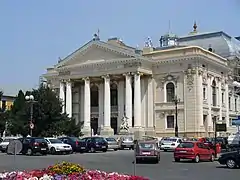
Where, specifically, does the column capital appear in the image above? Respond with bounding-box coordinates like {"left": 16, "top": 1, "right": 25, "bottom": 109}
{"left": 122, "top": 72, "right": 132, "bottom": 76}
{"left": 82, "top": 77, "right": 90, "bottom": 81}
{"left": 101, "top": 74, "right": 110, "bottom": 80}
{"left": 60, "top": 79, "right": 66, "bottom": 83}
{"left": 66, "top": 79, "right": 72, "bottom": 83}
{"left": 132, "top": 71, "right": 143, "bottom": 76}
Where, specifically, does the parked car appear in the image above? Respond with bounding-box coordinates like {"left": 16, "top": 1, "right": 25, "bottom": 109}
{"left": 58, "top": 137, "right": 85, "bottom": 153}
{"left": 45, "top": 138, "right": 72, "bottom": 154}
{"left": 119, "top": 136, "right": 134, "bottom": 150}
{"left": 218, "top": 151, "right": 240, "bottom": 169}
{"left": 18, "top": 137, "right": 48, "bottom": 155}
{"left": 160, "top": 137, "right": 182, "bottom": 151}
{"left": 135, "top": 140, "right": 160, "bottom": 163}
{"left": 174, "top": 141, "right": 215, "bottom": 163}
{"left": 0, "top": 137, "right": 18, "bottom": 153}
{"left": 81, "top": 137, "right": 108, "bottom": 153}
{"left": 105, "top": 137, "right": 119, "bottom": 151}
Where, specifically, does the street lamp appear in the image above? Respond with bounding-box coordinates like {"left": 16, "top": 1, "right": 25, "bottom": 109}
{"left": 173, "top": 95, "right": 180, "bottom": 137}
{"left": 25, "top": 95, "right": 36, "bottom": 137}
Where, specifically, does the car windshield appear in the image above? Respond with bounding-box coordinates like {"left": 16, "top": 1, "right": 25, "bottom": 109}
{"left": 94, "top": 137, "right": 106, "bottom": 142}
{"left": 123, "top": 137, "right": 133, "bottom": 141}
{"left": 2, "top": 138, "right": 14, "bottom": 142}
{"left": 106, "top": 138, "right": 116, "bottom": 142}
{"left": 178, "top": 142, "right": 194, "bottom": 148}
{"left": 35, "top": 138, "right": 47, "bottom": 143}
{"left": 139, "top": 143, "right": 154, "bottom": 149}
{"left": 162, "top": 138, "right": 177, "bottom": 142}
{"left": 48, "top": 139, "right": 63, "bottom": 144}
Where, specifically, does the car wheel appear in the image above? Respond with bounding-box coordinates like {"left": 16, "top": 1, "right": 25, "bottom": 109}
{"left": 175, "top": 158, "right": 180, "bottom": 162}
{"left": 26, "top": 148, "right": 33, "bottom": 156}
{"left": 210, "top": 154, "right": 215, "bottom": 162}
{"left": 90, "top": 147, "right": 96, "bottom": 153}
{"left": 50, "top": 147, "right": 56, "bottom": 155}
{"left": 114, "top": 148, "right": 118, "bottom": 151}
{"left": 226, "top": 159, "right": 237, "bottom": 169}
{"left": 155, "top": 158, "right": 159, "bottom": 164}
{"left": 164, "top": 150, "right": 167, "bottom": 152}
{"left": 102, "top": 148, "right": 107, "bottom": 152}
{"left": 194, "top": 155, "right": 200, "bottom": 163}
{"left": 120, "top": 146, "right": 124, "bottom": 150}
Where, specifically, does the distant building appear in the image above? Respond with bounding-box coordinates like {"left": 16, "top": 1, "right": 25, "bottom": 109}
{"left": 0, "top": 95, "right": 15, "bottom": 111}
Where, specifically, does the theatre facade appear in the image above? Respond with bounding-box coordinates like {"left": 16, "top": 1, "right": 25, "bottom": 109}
{"left": 43, "top": 29, "right": 240, "bottom": 138}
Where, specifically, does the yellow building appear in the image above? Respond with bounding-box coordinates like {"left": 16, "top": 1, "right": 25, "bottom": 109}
{"left": 0, "top": 95, "right": 15, "bottom": 111}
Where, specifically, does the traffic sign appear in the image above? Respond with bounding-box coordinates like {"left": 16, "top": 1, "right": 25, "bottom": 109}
{"left": 30, "top": 123, "right": 34, "bottom": 129}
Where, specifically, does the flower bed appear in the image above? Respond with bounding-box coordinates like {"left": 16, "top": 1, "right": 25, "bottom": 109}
{"left": 0, "top": 162, "right": 149, "bottom": 180}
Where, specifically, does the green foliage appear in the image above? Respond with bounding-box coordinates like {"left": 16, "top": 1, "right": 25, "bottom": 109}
{"left": 7, "top": 86, "right": 82, "bottom": 137}
{"left": 0, "top": 90, "right": 8, "bottom": 136}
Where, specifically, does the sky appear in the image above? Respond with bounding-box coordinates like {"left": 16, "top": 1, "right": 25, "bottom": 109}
{"left": 0, "top": 0, "right": 239, "bottom": 95}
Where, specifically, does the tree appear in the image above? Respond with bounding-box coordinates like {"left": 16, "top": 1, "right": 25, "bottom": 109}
{"left": 8, "top": 85, "right": 82, "bottom": 137}
{"left": 0, "top": 90, "right": 8, "bottom": 136}
{"left": 7, "top": 90, "right": 29, "bottom": 136}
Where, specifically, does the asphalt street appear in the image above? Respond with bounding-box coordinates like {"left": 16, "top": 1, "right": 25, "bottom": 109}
{"left": 0, "top": 150, "right": 239, "bottom": 180}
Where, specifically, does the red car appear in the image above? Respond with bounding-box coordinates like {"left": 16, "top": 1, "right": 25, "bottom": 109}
{"left": 174, "top": 141, "right": 215, "bottom": 163}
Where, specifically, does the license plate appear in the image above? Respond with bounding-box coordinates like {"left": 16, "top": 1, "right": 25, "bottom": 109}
{"left": 41, "top": 148, "right": 46, "bottom": 150}
{"left": 102, "top": 146, "right": 106, "bottom": 148}
{"left": 180, "top": 151, "right": 187, "bottom": 153}
{"left": 142, "top": 152, "right": 150, "bottom": 155}
{"left": 126, "top": 145, "right": 130, "bottom": 147}
{"left": 81, "top": 147, "right": 85, "bottom": 149}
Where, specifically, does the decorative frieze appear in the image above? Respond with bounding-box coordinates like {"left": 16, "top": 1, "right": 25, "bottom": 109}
{"left": 58, "top": 70, "right": 71, "bottom": 76}
{"left": 185, "top": 68, "right": 195, "bottom": 92}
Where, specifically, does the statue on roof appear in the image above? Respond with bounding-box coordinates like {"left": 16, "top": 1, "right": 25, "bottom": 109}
{"left": 93, "top": 29, "right": 100, "bottom": 41}
{"left": 120, "top": 115, "right": 129, "bottom": 131}
{"left": 144, "top": 36, "right": 153, "bottom": 48}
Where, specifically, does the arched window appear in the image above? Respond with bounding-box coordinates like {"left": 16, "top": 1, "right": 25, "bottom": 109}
{"left": 166, "top": 82, "right": 175, "bottom": 102}
{"left": 212, "top": 80, "right": 217, "bottom": 106}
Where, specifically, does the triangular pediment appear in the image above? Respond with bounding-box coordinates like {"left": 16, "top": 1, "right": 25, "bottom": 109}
{"left": 56, "top": 40, "right": 140, "bottom": 68}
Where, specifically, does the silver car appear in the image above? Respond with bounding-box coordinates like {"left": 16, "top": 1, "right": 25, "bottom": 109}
{"left": 119, "top": 136, "right": 134, "bottom": 150}
{"left": 105, "top": 137, "right": 119, "bottom": 151}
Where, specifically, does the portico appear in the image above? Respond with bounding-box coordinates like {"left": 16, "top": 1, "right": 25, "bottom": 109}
{"left": 58, "top": 72, "right": 152, "bottom": 137}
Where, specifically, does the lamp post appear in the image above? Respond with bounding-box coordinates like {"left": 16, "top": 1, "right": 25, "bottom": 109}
{"left": 173, "top": 95, "right": 180, "bottom": 137}
{"left": 25, "top": 95, "right": 36, "bottom": 137}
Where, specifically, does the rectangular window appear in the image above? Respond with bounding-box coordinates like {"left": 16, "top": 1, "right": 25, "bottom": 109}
{"left": 166, "top": 115, "right": 174, "bottom": 128}
{"left": 203, "top": 87, "right": 206, "bottom": 99}
{"left": 222, "top": 117, "right": 225, "bottom": 122}
{"left": 229, "top": 97, "right": 231, "bottom": 110}
{"left": 229, "top": 118, "right": 232, "bottom": 126}
{"left": 235, "top": 98, "right": 237, "bottom": 111}
{"left": 222, "top": 92, "right": 224, "bottom": 104}
{"left": 203, "top": 115, "right": 207, "bottom": 128}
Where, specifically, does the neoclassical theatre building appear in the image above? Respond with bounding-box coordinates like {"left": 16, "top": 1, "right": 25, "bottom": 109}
{"left": 43, "top": 25, "right": 240, "bottom": 137}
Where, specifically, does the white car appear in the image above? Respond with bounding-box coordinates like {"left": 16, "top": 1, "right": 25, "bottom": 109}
{"left": 160, "top": 137, "right": 182, "bottom": 151}
{"left": 45, "top": 138, "right": 72, "bottom": 154}
{"left": 0, "top": 137, "right": 18, "bottom": 153}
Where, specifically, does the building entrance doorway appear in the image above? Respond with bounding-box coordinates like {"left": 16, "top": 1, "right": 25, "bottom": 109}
{"left": 111, "top": 117, "right": 117, "bottom": 134}
{"left": 91, "top": 118, "right": 98, "bottom": 135}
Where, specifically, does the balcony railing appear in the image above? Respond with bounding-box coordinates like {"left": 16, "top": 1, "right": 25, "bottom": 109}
{"left": 91, "top": 106, "right": 118, "bottom": 113}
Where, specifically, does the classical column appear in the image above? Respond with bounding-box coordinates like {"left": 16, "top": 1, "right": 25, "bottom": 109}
{"left": 59, "top": 81, "right": 65, "bottom": 113}
{"left": 66, "top": 80, "right": 72, "bottom": 118}
{"left": 225, "top": 82, "right": 229, "bottom": 128}
{"left": 117, "top": 80, "right": 125, "bottom": 132}
{"left": 83, "top": 77, "right": 91, "bottom": 128}
{"left": 103, "top": 75, "right": 111, "bottom": 127}
{"left": 147, "top": 76, "right": 154, "bottom": 129}
{"left": 218, "top": 79, "right": 222, "bottom": 121}
{"left": 124, "top": 73, "right": 132, "bottom": 127}
{"left": 98, "top": 83, "right": 104, "bottom": 130}
{"left": 207, "top": 75, "right": 212, "bottom": 132}
{"left": 101, "top": 75, "right": 114, "bottom": 136}
{"left": 134, "top": 72, "right": 142, "bottom": 127}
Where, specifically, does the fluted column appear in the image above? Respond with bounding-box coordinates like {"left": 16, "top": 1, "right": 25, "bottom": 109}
{"left": 59, "top": 81, "right": 65, "bottom": 113}
{"left": 83, "top": 77, "right": 91, "bottom": 128}
{"left": 124, "top": 73, "right": 132, "bottom": 127}
{"left": 134, "top": 72, "right": 142, "bottom": 127}
{"left": 66, "top": 80, "right": 72, "bottom": 118}
{"left": 98, "top": 83, "right": 104, "bottom": 129}
{"left": 103, "top": 75, "right": 111, "bottom": 127}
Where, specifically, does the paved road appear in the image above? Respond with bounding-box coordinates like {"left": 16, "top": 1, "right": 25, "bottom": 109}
{"left": 0, "top": 150, "right": 238, "bottom": 180}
